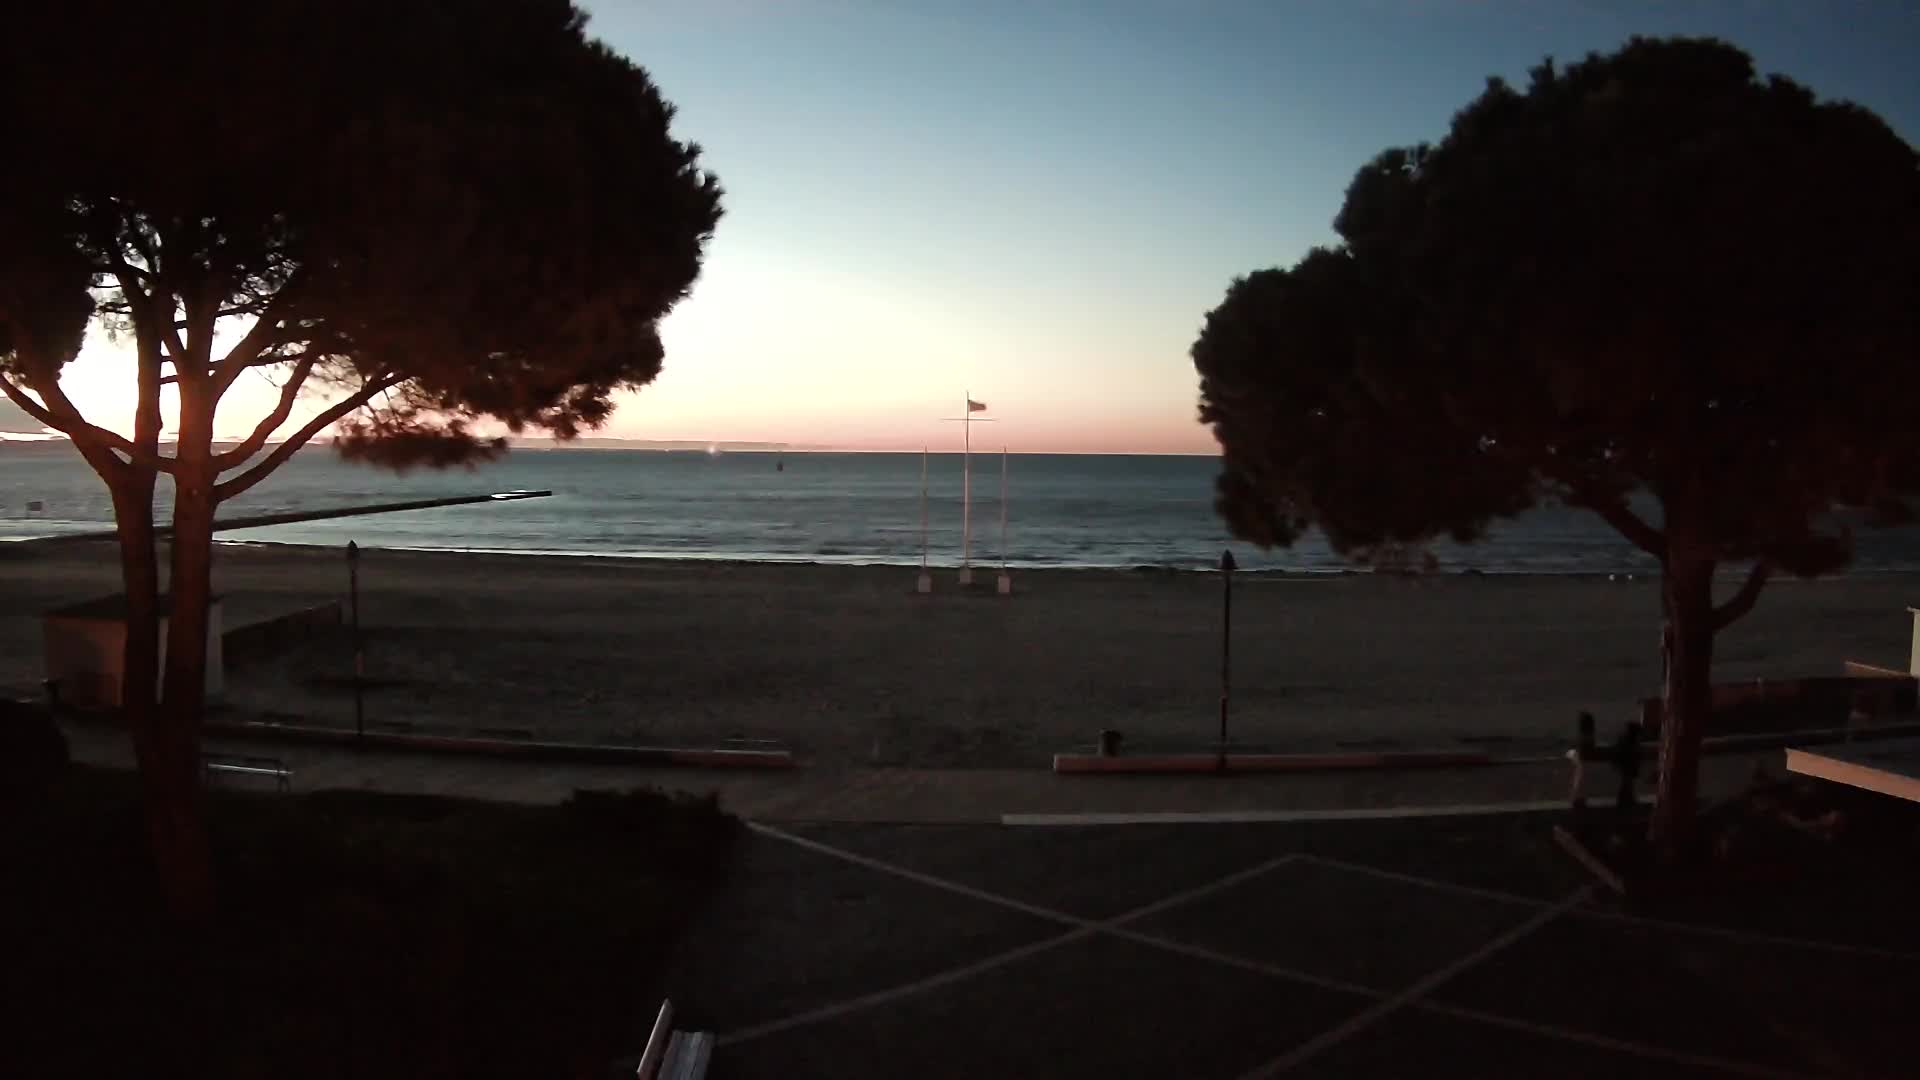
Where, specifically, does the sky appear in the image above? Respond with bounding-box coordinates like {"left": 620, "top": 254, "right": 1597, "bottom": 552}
{"left": 30, "top": 0, "right": 1920, "bottom": 454}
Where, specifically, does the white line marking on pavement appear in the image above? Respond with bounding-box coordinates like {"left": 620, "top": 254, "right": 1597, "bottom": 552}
{"left": 1307, "top": 855, "right": 1920, "bottom": 961}
{"left": 1001, "top": 801, "right": 1578, "bottom": 827}
{"left": 750, "top": 822, "right": 1299, "bottom": 932}
{"left": 1418, "top": 1003, "right": 1815, "bottom": 1080}
{"left": 718, "top": 925, "right": 1102, "bottom": 1047}
{"left": 1099, "top": 853, "right": 1306, "bottom": 926}
{"left": 723, "top": 824, "right": 1306, "bottom": 1047}
{"left": 1297, "top": 855, "right": 1562, "bottom": 908}
{"left": 732, "top": 825, "right": 1859, "bottom": 1077}
{"left": 748, "top": 822, "right": 1083, "bottom": 926}
{"left": 1237, "top": 888, "right": 1593, "bottom": 1079}
{"left": 1100, "top": 927, "right": 1379, "bottom": 999}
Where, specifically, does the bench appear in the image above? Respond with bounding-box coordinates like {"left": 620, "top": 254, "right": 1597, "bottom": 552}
{"left": 635, "top": 1000, "right": 712, "bottom": 1080}
{"left": 202, "top": 753, "right": 292, "bottom": 792}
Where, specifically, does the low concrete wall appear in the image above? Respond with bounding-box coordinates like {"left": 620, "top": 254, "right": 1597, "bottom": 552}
{"left": 202, "top": 717, "right": 797, "bottom": 770}
{"left": 1053, "top": 749, "right": 1494, "bottom": 775}
{"left": 1638, "top": 674, "right": 1919, "bottom": 734}
{"left": 222, "top": 602, "right": 343, "bottom": 670}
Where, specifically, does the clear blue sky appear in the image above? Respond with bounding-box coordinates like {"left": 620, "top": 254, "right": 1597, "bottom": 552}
{"left": 41, "top": 1, "right": 1920, "bottom": 452}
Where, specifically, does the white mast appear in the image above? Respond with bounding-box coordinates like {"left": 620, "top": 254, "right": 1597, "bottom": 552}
{"left": 960, "top": 392, "right": 973, "bottom": 585}
{"left": 942, "top": 394, "right": 991, "bottom": 587}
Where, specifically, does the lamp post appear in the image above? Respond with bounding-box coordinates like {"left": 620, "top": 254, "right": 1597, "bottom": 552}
{"left": 347, "top": 540, "right": 364, "bottom": 743}
{"left": 1219, "top": 548, "right": 1236, "bottom": 771}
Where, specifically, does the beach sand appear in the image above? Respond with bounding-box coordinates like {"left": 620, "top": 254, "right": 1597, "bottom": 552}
{"left": 3, "top": 541, "right": 1916, "bottom": 767}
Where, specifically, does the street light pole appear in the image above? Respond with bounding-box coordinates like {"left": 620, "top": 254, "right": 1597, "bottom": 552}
{"left": 1219, "top": 548, "right": 1236, "bottom": 770}
{"left": 347, "top": 540, "right": 364, "bottom": 744}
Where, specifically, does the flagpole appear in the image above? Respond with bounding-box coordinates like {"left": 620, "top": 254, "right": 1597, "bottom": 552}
{"left": 997, "top": 445, "right": 1012, "bottom": 595}
{"left": 917, "top": 447, "right": 931, "bottom": 593}
{"left": 960, "top": 392, "right": 973, "bottom": 585}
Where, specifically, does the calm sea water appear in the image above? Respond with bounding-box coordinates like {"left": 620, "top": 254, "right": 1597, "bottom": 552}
{"left": 4, "top": 443, "right": 1919, "bottom": 574}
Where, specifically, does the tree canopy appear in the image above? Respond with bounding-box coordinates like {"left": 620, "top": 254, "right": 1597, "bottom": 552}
{"left": 0, "top": 0, "right": 722, "bottom": 915}
{"left": 2, "top": 0, "right": 722, "bottom": 474}
{"left": 1193, "top": 36, "right": 1920, "bottom": 847}
{"left": 1193, "top": 248, "right": 1535, "bottom": 558}
{"left": 1200, "top": 37, "right": 1920, "bottom": 572}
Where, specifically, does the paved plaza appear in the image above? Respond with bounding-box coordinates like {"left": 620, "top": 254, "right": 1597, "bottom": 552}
{"left": 661, "top": 816, "right": 1917, "bottom": 1079}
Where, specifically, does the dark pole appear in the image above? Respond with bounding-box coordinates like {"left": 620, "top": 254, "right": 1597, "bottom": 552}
{"left": 1219, "top": 548, "right": 1236, "bottom": 771}
{"left": 348, "top": 540, "right": 364, "bottom": 744}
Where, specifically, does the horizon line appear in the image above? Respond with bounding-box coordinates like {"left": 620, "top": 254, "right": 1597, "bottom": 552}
{"left": 3, "top": 432, "right": 1218, "bottom": 457}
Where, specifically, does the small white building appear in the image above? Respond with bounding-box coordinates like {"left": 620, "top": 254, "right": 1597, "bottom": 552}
{"left": 42, "top": 593, "right": 224, "bottom": 709}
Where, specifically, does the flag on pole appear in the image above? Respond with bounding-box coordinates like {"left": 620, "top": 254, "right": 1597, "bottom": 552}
{"left": 967, "top": 399, "right": 988, "bottom": 412}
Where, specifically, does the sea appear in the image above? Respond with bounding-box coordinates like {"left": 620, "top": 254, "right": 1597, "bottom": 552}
{"left": 5, "top": 442, "right": 1920, "bottom": 575}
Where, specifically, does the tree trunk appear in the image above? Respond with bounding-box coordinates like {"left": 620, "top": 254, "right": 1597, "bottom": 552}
{"left": 162, "top": 476, "right": 216, "bottom": 736}
{"left": 157, "top": 399, "right": 221, "bottom": 919}
{"left": 1649, "top": 552, "right": 1716, "bottom": 858}
{"left": 110, "top": 474, "right": 213, "bottom": 919}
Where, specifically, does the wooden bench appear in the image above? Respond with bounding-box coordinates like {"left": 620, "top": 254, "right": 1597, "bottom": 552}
{"left": 202, "top": 753, "right": 292, "bottom": 792}
{"left": 635, "top": 1000, "right": 712, "bottom": 1080}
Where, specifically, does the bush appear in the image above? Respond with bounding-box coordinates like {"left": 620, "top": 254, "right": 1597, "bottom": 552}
{"left": 0, "top": 700, "right": 69, "bottom": 800}
{"left": 0, "top": 770, "right": 740, "bottom": 1079}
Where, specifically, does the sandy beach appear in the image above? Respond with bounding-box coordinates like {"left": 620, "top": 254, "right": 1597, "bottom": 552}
{"left": 3, "top": 540, "right": 1916, "bottom": 767}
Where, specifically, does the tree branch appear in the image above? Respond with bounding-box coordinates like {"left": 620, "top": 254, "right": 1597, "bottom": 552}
{"left": 1541, "top": 456, "right": 1666, "bottom": 557}
{"left": 177, "top": 284, "right": 222, "bottom": 392}
{"left": 104, "top": 252, "right": 192, "bottom": 371}
{"left": 0, "top": 372, "right": 63, "bottom": 431}
{"left": 1586, "top": 496, "right": 1667, "bottom": 559}
{"left": 102, "top": 252, "right": 152, "bottom": 305}
{"left": 0, "top": 371, "right": 175, "bottom": 474}
{"left": 213, "top": 354, "right": 319, "bottom": 470}
{"left": 121, "top": 214, "right": 161, "bottom": 276}
{"left": 212, "top": 273, "right": 307, "bottom": 395}
{"left": 94, "top": 260, "right": 153, "bottom": 284}
{"left": 168, "top": 348, "right": 296, "bottom": 388}
{"left": 213, "top": 374, "right": 403, "bottom": 503}
{"left": 172, "top": 307, "right": 265, "bottom": 329}
{"left": 1712, "top": 560, "right": 1773, "bottom": 632}
{"left": 1, "top": 373, "right": 127, "bottom": 483}
{"left": 156, "top": 361, "right": 199, "bottom": 387}
{"left": 159, "top": 312, "right": 189, "bottom": 371}
{"left": 124, "top": 263, "right": 168, "bottom": 465}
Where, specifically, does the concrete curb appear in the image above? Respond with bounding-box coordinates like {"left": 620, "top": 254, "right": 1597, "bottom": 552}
{"left": 1051, "top": 750, "right": 1494, "bottom": 775}
{"left": 1004, "top": 801, "right": 1572, "bottom": 825}
{"left": 200, "top": 718, "right": 798, "bottom": 769}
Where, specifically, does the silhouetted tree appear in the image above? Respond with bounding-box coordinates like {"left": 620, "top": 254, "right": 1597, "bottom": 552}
{"left": 1194, "top": 37, "right": 1920, "bottom": 854}
{"left": 0, "top": 0, "right": 722, "bottom": 915}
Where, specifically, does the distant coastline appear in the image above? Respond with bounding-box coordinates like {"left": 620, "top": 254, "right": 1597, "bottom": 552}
{"left": 0, "top": 435, "right": 813, "bottom": 454}
{"left": 489, "top": 437, "right": 810, "bottom": 452}
{"left": 1, "top": 436, "right": 1219, "bottom": 456}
